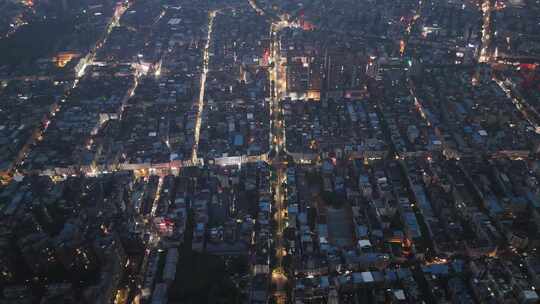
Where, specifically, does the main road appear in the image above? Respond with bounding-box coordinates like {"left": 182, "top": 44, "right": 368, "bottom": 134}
{"left": 249, "top": 1, "right": 292, "bottom": 302}
{"left": 479, "top": 0, "right": 494, "bottom": 63}
{"left": 191, "top": 10, "right": 217, "bottom": 164}
{"left": 9, "top": 1, "right": 132, "bottom": 181}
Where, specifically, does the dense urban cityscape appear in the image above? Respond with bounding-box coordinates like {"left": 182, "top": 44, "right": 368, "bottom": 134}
{"left": 1, "top": 0, "right": 540, "bottom": 303}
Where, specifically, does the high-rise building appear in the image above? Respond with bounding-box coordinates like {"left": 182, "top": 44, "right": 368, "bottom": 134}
{"left": 323, "top": 48, "right": 367, "bottom": 97}
{"left": 286, "top": 55, "right": 322, "bottom": 100}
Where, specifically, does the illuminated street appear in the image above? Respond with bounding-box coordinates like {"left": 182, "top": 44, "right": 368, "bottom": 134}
{"left": 191, "top": 10, "right": 217, "bottom": 165}
{"left": 479, "top": 0, "right": 493, "bottom": 63}
{"left": 12, "top": 1, "right": 133, "bottom": 177}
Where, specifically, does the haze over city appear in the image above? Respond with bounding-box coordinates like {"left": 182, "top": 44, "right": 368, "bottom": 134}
{"left": 1, "top": 0, "right": 540, "bottom": 303}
